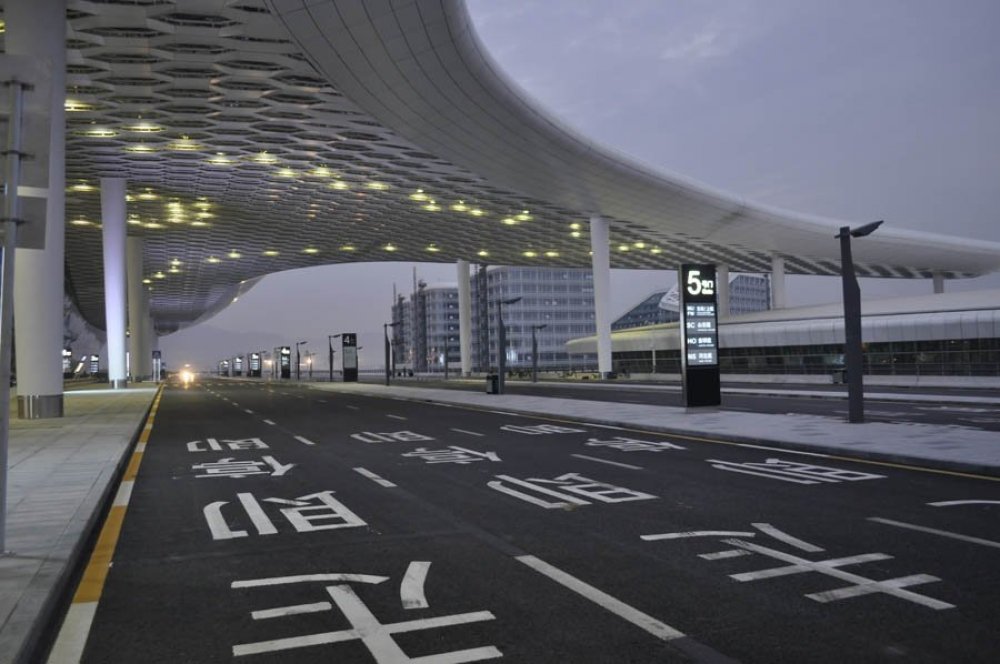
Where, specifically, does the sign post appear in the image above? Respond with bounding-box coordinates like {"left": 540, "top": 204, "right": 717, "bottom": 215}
{"left": 342, "top": 333, "right": 358, "bottom": 382}
{"left": 679, "top": 264, "right": 721, "bottom": 407}
{"left": 279, "top": 346, "right": 291, "bottom": 379}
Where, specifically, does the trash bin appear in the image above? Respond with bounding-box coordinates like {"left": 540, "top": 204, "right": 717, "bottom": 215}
{"left": 485, "top": 374, "right": 500, "bottom": 394}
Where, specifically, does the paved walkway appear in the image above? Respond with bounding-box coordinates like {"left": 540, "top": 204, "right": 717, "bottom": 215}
{"left": 308, "top": 382, "right": 1000, "bottom": 477}
{"left": 0, "top": 386, "right": 158, "bottom": 664}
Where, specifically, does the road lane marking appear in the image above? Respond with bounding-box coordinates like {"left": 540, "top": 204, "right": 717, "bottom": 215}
{"left": 867, "top": 517, "right": 1000, "bottom": 550}
{"left": 752, "top": 523, "right": 825, "bottom": 552}
{"left": 928, "top": 500, "right": 1000, "bottom": 507}
{"left": 386, "top": 414, "right": 407, "bottom": 420}
{"left": 587, "top": 423, "right": 626, "bottom": 431}
{"left": 699, "top": 550, "right": 752, "bottom": 560}
{"left": 263, "top": 419, "right": 277, "bottom": 426}
{"left": 571, "top": 454, "right": 642, "bottom": 470}
{"left": 515, "top": 555, "right": 686, "bottom": 641}
{"left": 400, "top": 561, "right": 431, "bottom": 609}
{"left": 346, "top": 405, "right": 360, "bottom": 411}
{"left": 293, "top": 435, "right": 316, "bottom": 446}
{"left": 48, "top": 386, "right": 164, "bottom": 664}
{"left": 244, "top": 409, "right": 254, "bottom": 414}
{"left": 642, "top": 531, "right": 755, "bottom": 542}
{"left": 353, "top": 467, "right": 397, "bottom": 488}
{"left": 450, "top": 428, "right": 484, "bottom": 437}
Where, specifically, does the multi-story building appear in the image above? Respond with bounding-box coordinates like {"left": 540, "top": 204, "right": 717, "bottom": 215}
{"left": 392, "top": 266, "right": 598, "bottom": 373}
{"left": 728, "top": 274, "right": 771, "bottom": 314}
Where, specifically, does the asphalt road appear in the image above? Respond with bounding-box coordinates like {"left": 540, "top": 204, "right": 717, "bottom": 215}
{"left": 65, "top": 379, "right": 1000, "bottom": 662}
{"left": 401, "top": 378, "right": 1000, "bottom": 431}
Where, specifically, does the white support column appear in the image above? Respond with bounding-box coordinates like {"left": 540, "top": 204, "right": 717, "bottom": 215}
{"left": 101, "top": 178, "right": 128, "bottom": 388}
{"left": 589, "top": 215, "right": 613, "bottom": 377}
{"left": 126, "top": 236, "right": 145, "bottom": 380}
{"left": 10, "top": 0, "right": 67, "bottom": 418}
{"left": 716, "top": 265, "right": 730, "bottom": 318}
{"left": 770, "top": 254, "right": 786, "bottom": 309}
{"left": 456, "top": 259, "right": 472, "bottom": 376}
{"left": 141, "top": 287, "right": 154, "bottom": 378}
{"left": 932, "top": 271, "right": 945, "bottom": 294}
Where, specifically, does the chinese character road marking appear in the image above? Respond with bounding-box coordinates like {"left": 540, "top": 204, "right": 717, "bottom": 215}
{"left": 186, "top": 437, "right": 269, "bottom": 452}
{"left": 499, "top": 424, "right": 586, "bottom": 435}
{"left": 641, "top": 523, "right": 953, "bottom": 610}
{"left": 203, "top": 491, "right": 366, "bottom": 540}
{"left": 192, "top": 456, "right": 294, "bottom": 479}
{"left": 231, "top": 562, "right": 501, "bottom": 662}
{"left": 403, "top": 446, "right": 501, "bottom": 465}
{"left": 351, "top": 430, "right": 434, "bottom": 444}
{"left": 488, "top": 473, "right": 656, "bottom": 509}
{"left": 585, "top": 436, "right": 686, "bottom": 452}
{"left": 707, "top": 458, "right": 886, "bottom": 484}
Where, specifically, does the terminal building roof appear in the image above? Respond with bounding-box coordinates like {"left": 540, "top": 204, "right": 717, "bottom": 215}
{"left": 17, "top": 0, "right": 1000, "bottom": 332}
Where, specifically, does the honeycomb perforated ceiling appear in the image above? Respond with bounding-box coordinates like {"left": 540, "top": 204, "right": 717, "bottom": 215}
{"left": 3, "top": 0, "right": 999, "bottom": 334}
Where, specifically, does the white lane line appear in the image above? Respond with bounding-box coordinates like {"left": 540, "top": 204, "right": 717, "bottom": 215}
{"left": 135, "top": 442, "right": 147, "bottom": 453}
{"left": 928, "top": 500, "right": 1000, "bottom": 507}
{"left": 515, "top": 555, "right": 685, "bottom": 641}
{"left": 45, "top": 602, "right": 98, "bottom": 664}
{"left": 113, "top": 480, "right": 134, "bottom": 507}
{"left": 353, "top": 467, "right": 397, "bottom": 488}
{"left": 386, "top": 414, "right": 407, "bottom": 420}
{"left": 752, "top": 523, "right": 825, "bottom": 552}
{"left": 489, "top": 410, "right": 518, "bottom": 416}
{"left": 451, "top": 428, "right": 485, "bottom": 437}
{"left": 244, "top": 409, "right": 254, "bottom": 414}
{"left": 346, "top": 405, "right": 360, "bottom": 411}
{"left": 867, "top": 517, "right": 1000, "bottom": 550}
{"left": 400, "top": 561, "right": 431, "bottom": 609}
{"left": 699, "top": 550, "right": 751, "bottom": 561}
{"left": 587, "top": 423, "right": 626, "bottom": 431}
{"left": 263, "top": 419, "right": 276, "bottom": 426}
{"left": 293, "top": 435, "right": 316, "bottom": 446}
{"left": 315, "top": 399, "right": 328, "bottom": 403}
{"left": 642, "top": 531, "right": 755, "bottom": 542}
{"left": 732, "top": 443, "right": 831, "bottom": 458}
{"left": 571, "top": 454, "right": 642, "bottom": 470}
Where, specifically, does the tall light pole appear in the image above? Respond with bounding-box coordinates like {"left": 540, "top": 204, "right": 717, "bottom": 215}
{"left": 328, "top": 334, "right": 341, "bottom": 382}
{"left": 497, "top": 296, "right": 522, "bottom": 394}
{"left": 295, "top": 340, "right": 307, "bottom": 381}
{"left": 384, "top": 321, "right": 401, "bottom": 386}
{"left": 531, "top": 324, "right": 547, "bottom": 383}
{"left": 837, "top": 220, "right": 883, "bottom": 423}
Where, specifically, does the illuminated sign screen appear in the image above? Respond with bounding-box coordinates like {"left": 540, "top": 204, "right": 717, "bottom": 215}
{"left": 249, "top": 353, "right": 261, "bottom": 372}
{"left": 342, "top": 333, "right": 358, "bottom": 370}
{"left": 679, "top": 264, "right": 721, "bottom": 407}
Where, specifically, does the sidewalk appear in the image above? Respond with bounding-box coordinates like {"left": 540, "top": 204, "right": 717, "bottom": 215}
{"left": 0, "top": 386, "right": 158, "bottom": 664}
{"left": 308, "top": 382, "right": 1000, "bottom": 477}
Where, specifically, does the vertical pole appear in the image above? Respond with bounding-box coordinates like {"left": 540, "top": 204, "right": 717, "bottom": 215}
{"left": 770, "top": 254, "right": 786, "bottom": 309}
{"left": 839, "top": 228, "right": 865, "bottom": 423}
{"left": 127, "top": 237, "right": 144, "bottom": 381}
{"left": 532, "top": 328, "right": 538, "bottom": 383}
{"left": 0, "top": 80, "right": 25, "bottom": 552}
{"left": 457, "top": 259, "right": 472, "bottom": 376}
{"left": 101, "top": 178, "right": 128, "bottom": 389}
{"left": 497, "top": 302, "right": 506, "bottom": 394}
{"left": 932, "top": 271, "right": 944, "bottom": 294}
{"left": 384, "top": 325, "right": 390, "bottom": 386}
{"left": 296, "top": 345, "right": 300, "bottom": 380}
{"left": 589, "top": 215, "right": 612, "bottom": 377}
{"left": 329, "top": 337, "right": 334, "bottom": 382}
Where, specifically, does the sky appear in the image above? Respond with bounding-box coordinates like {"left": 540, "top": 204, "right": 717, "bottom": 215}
{"left": 160, "top": 0, "right": 1000, "bottom": 371}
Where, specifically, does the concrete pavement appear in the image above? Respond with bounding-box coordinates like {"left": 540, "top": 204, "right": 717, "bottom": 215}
{"left": 1, "top": 386, "right": 158, "bottom": 664}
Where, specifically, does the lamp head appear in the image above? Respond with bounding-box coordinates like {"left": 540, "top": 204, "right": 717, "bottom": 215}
{"left": 851, "top": 220, "right": 884, "bottom": 238}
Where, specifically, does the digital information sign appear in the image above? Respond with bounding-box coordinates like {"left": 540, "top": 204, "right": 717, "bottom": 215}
{"left": 249, "top": 352, "right": 262, "bottom": 378}
{"left": 234, "top": 356, "right": 243, "bottom": 376}
{"left": 679, "top": 264, "right": 721, "bottom": 407}
{"left": 342, "top": 333, "right": 358, "bottom": 382}
{"left": 279, "top": 346, "right": 291, "bottom": 379}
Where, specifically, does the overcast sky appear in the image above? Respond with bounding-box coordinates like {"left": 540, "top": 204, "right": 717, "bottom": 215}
{"left": 161, "top": 0, "right": 1000, "bottom": 370}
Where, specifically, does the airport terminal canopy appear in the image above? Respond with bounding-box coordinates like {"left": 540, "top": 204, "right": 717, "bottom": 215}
{"left": 14, "top": 0, "right": 1000, "bottom": 333}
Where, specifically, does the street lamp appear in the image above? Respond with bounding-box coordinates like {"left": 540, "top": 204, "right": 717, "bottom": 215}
{"left": 497, "top": 296, "right": 522, "bottom": 394}
{"left": 328, "top": 334, "right": 342, "bottom": 382}
{"left": 384, "top": 321, "right": 401, "bottom": 385}
{"left": 836, "top": 220, "right": 883, "bottom": 423}
{"left": 531, "top": 324, "right": 547, "bottom": 383}
{"left": 295, "top": 340, "right": 307, "bottom": 381}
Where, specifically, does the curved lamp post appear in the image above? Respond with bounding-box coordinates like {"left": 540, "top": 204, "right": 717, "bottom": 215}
{"left": 837, "top": 220, "right": 883, "bottom": 423}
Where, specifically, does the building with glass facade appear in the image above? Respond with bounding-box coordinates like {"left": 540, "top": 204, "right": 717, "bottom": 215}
{"left": 611, "top": 274, "right": 771, "bottom": 331}
{"left": 392, "top": 266, "right": 598, "bottom": 374}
